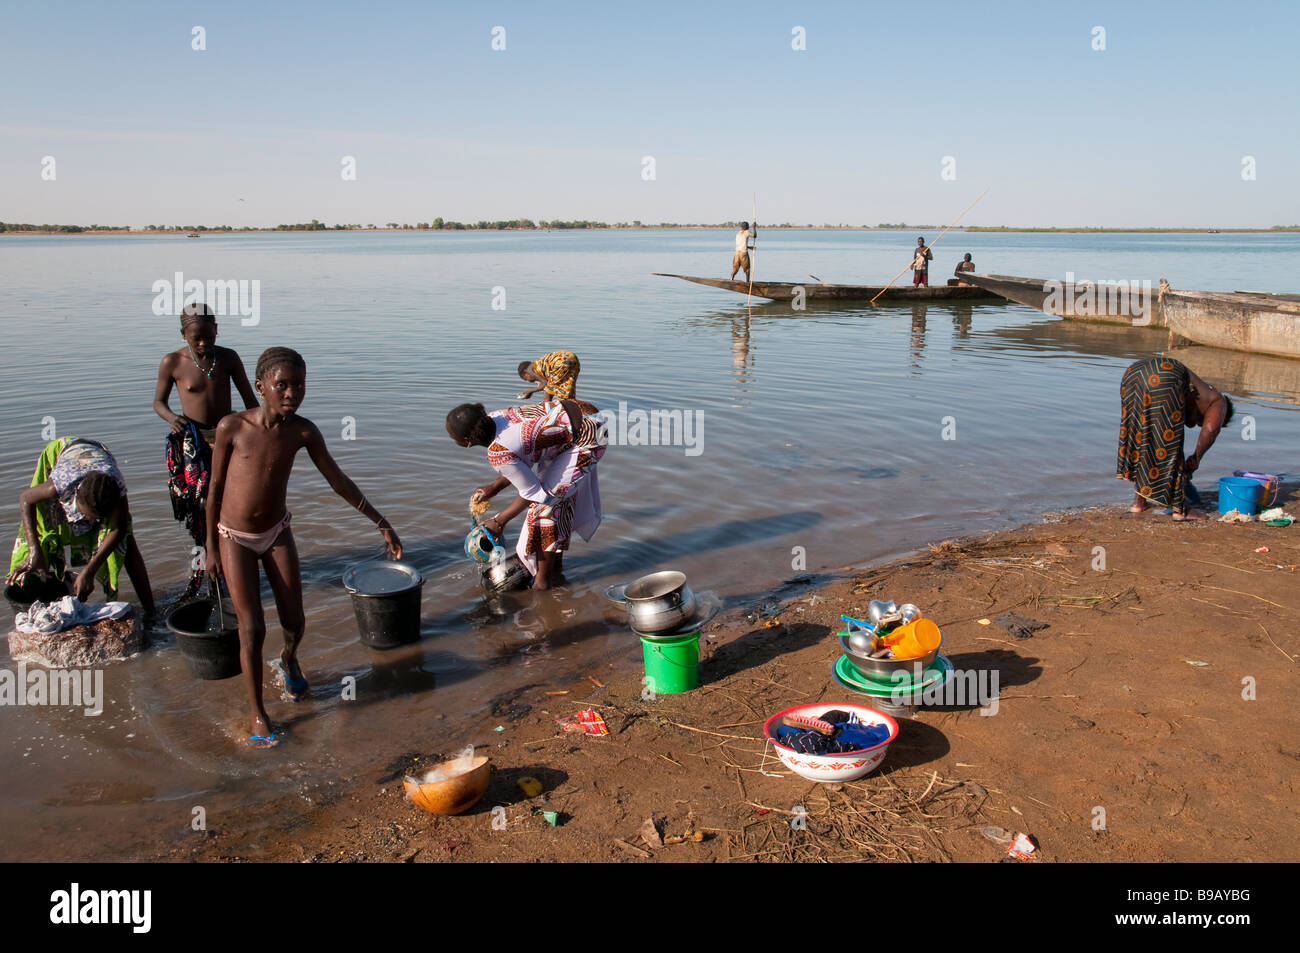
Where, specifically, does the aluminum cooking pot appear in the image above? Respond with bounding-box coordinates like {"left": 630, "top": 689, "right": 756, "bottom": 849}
{"left": 482, "top": 553, "right": 531, "bottom": 592}
{"left": 615, "top": 570, "right": 698, "bottom": 634}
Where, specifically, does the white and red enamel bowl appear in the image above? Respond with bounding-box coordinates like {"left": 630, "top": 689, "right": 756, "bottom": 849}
{"left": 763, "top": 703, "right": 899, "bottom": 782}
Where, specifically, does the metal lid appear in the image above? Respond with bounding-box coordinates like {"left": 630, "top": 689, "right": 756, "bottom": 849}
{"left": 343, "top": 560, "right": 423, "bottom": 595}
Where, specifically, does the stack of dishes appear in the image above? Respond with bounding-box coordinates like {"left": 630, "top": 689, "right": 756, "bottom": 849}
{"left": 606, "top": 570, "right": 716, "bottom": 695}
{"left": 604, "top": 571, "right": 715, "bottom": 639}
{"left": 834, "top": 627, "right": 953, "bottom": 715}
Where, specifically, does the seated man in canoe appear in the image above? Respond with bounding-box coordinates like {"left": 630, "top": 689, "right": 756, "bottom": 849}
{"left": 949, "top": 253, "right": 976, "bottom": 286}
{"left": 1118, "top": 356, "right": 1234, "bottom": 520}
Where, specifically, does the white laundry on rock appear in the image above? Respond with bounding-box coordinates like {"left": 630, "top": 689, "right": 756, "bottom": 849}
{"left": 14, "top": 596, "right": 132, "bottom": 635}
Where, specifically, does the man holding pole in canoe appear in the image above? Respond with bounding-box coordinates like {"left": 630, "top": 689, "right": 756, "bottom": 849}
{"left": 911, "top": 237, "right": 934, "bottom": 287}
{"left": 731, "top": 221, "right": 756, "bottom": 282}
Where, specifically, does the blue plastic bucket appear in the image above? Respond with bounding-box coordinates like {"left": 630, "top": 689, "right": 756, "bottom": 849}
{"left": 1218, "top": 477, "right": 1264, "bottom": 516}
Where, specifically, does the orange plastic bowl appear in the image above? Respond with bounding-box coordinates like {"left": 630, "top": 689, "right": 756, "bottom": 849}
{"left": 403, "top": 755, "right": 491, "bottom": 815}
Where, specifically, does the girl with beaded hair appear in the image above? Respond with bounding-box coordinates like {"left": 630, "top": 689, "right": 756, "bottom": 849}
{"left": 206, "top": 347, "right": 402, "bottom": 748}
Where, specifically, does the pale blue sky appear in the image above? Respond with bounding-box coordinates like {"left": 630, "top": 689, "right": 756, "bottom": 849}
{"left": 1, "top": 0, "right": 1294, "bottom": 227}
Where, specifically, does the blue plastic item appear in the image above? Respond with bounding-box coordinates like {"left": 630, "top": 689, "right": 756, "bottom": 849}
{"left": 1218, "top": 476, "right": 1265, "bottom": 516}
{"left": 465, "top": 522, "right": 506, "bottom": 564}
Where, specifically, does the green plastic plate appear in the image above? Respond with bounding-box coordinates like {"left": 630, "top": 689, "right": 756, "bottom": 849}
{"left": 832, "top": 653, "right": 952, "bottom": 697}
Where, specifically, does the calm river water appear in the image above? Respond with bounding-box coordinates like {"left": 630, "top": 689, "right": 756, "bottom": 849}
{"left": 1, "top": 229, "right": 1297, "bottom": 858}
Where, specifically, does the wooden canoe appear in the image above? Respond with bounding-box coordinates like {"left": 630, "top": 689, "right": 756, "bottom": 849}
{"left": 959, "top": 273, "right": 1162, "bottom": 326}
{"left": 964, "top": 273, "right": 1300, "bottom": 359}
{"left": 1160, "top": 288, "right": 1300, "bottom": 360}
{"left": 653, "top": 273, "right": 1002, "bottom": 302}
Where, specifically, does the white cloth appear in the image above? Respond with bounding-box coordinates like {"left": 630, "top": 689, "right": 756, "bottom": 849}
{"left": 14, "top": 596, "right": 132, "bottom": 634}
{"left": 735, "top": 229, "right": 752, "bottom": 253}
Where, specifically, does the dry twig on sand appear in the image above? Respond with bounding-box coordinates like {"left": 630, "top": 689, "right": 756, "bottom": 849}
{"left": 728, "top": 772, "right": 988, "bottom": 863}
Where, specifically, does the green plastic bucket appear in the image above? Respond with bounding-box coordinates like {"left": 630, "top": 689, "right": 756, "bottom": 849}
{"left": 641, "top": 631, "right": 700, "bottom": 694}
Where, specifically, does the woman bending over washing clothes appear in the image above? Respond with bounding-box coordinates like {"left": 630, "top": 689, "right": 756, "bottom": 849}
{"left": 6, "top": 437, "right": 156, "bottom": 620}
{"left": 1118, "top": 356, "right": 1234, "bottom": 520}
{"left": 447, "top": 398, "right": 606, "bottom": 590}
{"left": 517, "top": 351, "right": 581, "bottom": 401}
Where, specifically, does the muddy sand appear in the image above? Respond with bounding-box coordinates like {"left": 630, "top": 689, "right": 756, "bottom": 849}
{"left": 133, "top": 492, "right": 1298, "bottom": 863}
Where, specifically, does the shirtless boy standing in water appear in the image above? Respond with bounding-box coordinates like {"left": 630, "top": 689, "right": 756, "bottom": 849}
{"left": 206, "top": 347, "right": 402, "bottom": 748}
{"left": 153, "top": 303, "right": 259, "bottom": 594}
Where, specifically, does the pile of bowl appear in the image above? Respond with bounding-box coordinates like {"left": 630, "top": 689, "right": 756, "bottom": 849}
{"left": 605, "top": 570, "right": 707, "bottom": 694}
{"left": 845, "top": 600, "right": 940, "bottom": 661}
{"left": 763, "top": 703, "right": 899, "bottom": 782}
{"left": 833, "top": 599, "right": 953, "bottom": 714}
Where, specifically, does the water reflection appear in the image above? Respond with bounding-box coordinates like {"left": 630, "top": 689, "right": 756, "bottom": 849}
{"left": 951, "top": 303, "right": 972, "bottom": 339}
{"left": 966, "top": 313, "right": 1182, "bottom": 361}
{"left": 910, "top": 304, "right": 927, "bottom": 370}
{"left": 1166, "top": 346, "right": 1300, "bottom": 409}
{"left": 730, "top": 314, "right": 753, "bottom": 392}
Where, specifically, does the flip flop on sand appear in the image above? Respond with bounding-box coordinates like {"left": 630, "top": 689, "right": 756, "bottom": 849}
{"left": 272, "top": 657, "right": 310, "bottom": 701}
{"left": 248, "top": 733, "right": 279, "bottom": 749}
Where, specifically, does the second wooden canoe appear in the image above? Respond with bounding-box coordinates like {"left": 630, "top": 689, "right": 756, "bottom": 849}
{"left": 959, "top": 273, "right": 1162, "bottom": 326}
{"left": 1161, "top": 288, "right": 1300, "bottom": 360}
{"left": 653, "top": 273, "right": 1002, "bottom": 302}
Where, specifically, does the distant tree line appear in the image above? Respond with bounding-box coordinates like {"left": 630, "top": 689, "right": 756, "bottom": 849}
{"left": 0, "top": 222, "right": 129, "bottom": 232}
{"left": 8, "top": 219, "right": 1296, "bottom": 235}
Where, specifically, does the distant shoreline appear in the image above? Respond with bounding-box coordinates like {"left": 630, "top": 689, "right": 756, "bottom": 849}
{"left": 3, "top": 225, "right": 1298, "bottom": 236}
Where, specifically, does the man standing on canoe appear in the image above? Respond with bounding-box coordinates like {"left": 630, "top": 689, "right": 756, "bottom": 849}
{"left": 730, "top": 221, "right": 756, "bottom": 283}
{"left": 911, "top": 237, "right": 934, "bottom": 287}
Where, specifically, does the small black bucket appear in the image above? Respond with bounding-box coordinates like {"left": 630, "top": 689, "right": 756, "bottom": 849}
{"left": 167, "top": 599, "right": 242, "bottom": 680}
{"left": 343, "top": 561, "right": 424, "bottom": 649}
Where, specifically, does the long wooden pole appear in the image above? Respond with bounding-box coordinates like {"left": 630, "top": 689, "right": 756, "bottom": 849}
{"left": 747, "top": 192, "right": 756, "bottom": 315}
{"left": 869, "top": 187, "right": 989, "bottom": 305}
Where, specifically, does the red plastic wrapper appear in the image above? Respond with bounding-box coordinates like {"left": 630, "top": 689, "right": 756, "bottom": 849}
{"left": 1007, "top": 832, "right": 1039, "bottom": 861}
{"left": 560, "top": 708, "right": 609, "bottom": 735}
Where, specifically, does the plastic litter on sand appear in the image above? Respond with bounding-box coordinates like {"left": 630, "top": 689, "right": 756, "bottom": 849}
{"left": 560, "top": 709, "right": 609, "bottom": 735}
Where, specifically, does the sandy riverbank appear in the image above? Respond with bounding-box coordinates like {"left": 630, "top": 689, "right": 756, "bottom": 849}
{"left": 118, "top": 492, "right": 1298, "bottom": 863}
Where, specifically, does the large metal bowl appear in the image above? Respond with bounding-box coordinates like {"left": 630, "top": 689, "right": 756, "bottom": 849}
{"left": 621, "top": 570, "right": 697, "bottom": 634}
{"left": 838, "top": 632, "right": 942, "bottom": 680}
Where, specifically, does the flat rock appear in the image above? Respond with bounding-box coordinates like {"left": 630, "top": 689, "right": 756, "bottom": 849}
{"left": 8, "top": 613, "right": 144, "bottom": 667}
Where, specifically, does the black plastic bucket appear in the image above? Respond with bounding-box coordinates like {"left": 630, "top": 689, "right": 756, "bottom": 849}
{"left": 343, "top": 561, "right": 424, "bottom": 649}
{"left": 167, "top": 599, "right": 242, "bottom": 680}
